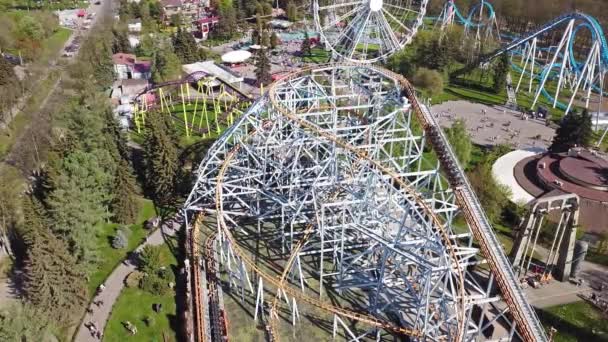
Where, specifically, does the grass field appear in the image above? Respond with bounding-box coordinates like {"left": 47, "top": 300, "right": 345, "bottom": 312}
{"left": 87, "top": 199, "right": 157, "bottom": 296}
{"left": 102, "top": 245, "right": 178, "bottom": 342}
{"left": 302, "top": 47, "right": 331, "bottom": 64}
{"left": 537, "top": 301, "right": 608, "bottom": 341}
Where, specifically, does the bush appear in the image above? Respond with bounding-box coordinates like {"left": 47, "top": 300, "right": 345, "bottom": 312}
{"left": 112, "top": 230, "right": 128, "bottom": 249}
{"left": 139, "top": 274, "right": 168, "bottom": 295}
{"left": 138, "top": 245, "right": 165, "bottom": 274}
{"left": 117, "top": 225, "right": 132, "bottom": 237}
{"left": 143, "top": 315, "right": 155, "bottom": 327}
{"left": 412, "top": 68, "right": 444, "bottom": 97}
{"left": 157, "top": 267, "right": 175, "bottom": 283}
{"left": 125, "top": 271, "right": 144, "bottom": 288}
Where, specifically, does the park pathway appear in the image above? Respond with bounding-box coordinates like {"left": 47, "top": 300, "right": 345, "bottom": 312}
{"left": 74, "top": 217, "right": 179, "bottom": 342}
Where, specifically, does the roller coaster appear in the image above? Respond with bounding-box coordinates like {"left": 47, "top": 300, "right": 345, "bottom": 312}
{"left": 175, "top": 1, "right": 608, "bottom": 341}
{"left": 439, "top": 1, "right": 607, "bottom": 117}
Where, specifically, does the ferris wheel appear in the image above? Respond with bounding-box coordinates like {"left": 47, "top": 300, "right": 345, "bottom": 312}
{"left": 313, "top": 0, "right": 428, "bottom": 63}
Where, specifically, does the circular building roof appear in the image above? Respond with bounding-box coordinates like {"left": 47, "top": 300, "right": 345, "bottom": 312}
{"left": 221, "top": 50, "right": 252, "bottom": 64}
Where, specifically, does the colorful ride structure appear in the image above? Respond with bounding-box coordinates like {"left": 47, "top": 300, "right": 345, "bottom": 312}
{"left": 436, "top": 0, "right": 500, "bottom": 43}
{"left": 132, "top": 72, "right": 251, "bottom": 138}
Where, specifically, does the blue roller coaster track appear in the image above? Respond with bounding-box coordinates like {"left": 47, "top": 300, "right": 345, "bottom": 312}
{"left": 442, "top": 3, "right": 608, "bottom": 109}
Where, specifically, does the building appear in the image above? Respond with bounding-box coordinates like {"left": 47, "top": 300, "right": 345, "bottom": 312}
{"left": 161, "top": 0, "right": 183, "bottom": 19}
{"left": 112, "top": 53, "right": 152, "bottom": 80}
{"left": 194, "top": 16, "right": 218, "bottom": 40}
{"left": 182, "top": 61, "right": 244, "bottom": 89}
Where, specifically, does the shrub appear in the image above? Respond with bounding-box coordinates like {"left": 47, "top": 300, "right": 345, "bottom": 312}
{"left": 140, "top": 274, "right": 168, "bottom": 295}
{"left": 112, "top": 230, "right": 128, "bottom": 249}
{"left": 412, "top": 68, "right": 444, "bottom": 97}
{"left": 125, "top": 271, "right": 144, "bottom": 288}
{"left": 117, "top": 225, "right": 132, "bottom": 237}
{"left": 157, "top": 267, "right": 175, "bottom": 283}
{"left": 138, "top": 245, "right": 165, "bottom": 274}
{"left": 143, "top": 315, "right": 155, "bottom": 327}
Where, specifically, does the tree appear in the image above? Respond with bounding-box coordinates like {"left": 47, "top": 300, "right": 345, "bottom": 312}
{"left": 549, "top": 109, "right": 594, "bottom": 152}
{"left": 20, "top": 198, "right": 87, "bottom": 324}
{"left": 172, "top": 27, "right": 199, "bottom": 63}
{"left": 112, "top": 27, "right": 132, "bottom": 53}
{"left": 111, "top": 159, "right": 140, "bottom": 224}
{"left": 493, "top": 53, "right": 510, "bottom": 94}
{"left": 286, "top": 0, "right": 297, "bottom": 21}
{"left": 143, "top": 110, "right": 179, "bottom": 205}
{"left": 301, "top": 31, "right": 312, "bottom": 57}
{"left": 468, "top": 162, "right": 512, "bottom": 223}
{"left": 445, "top": 119, "right": 473, "bottom": 169}
{"left": 412, "top": 68, "right": 444, "bottom": 97}
{"left": 255, "top": 48, "right": 272, "bottom": 86}
{"left": 139, "top": 245, "right": 165, "bottom": 274}
{"left": 152, "top": 49, "right": 181, "bottom": 83}
{"left": 213, "top": 0, "right": 238, "bottom": 40}
{"left": 260, "top": 29, "right": 270, "bottom": 48}
{"left": 0, "top": 303, "right": 50, "bottom": 341}
{"left": 46, "top": 151, "right": 114, "bottom": 265}
{"left": 270, "top": 32, "right": 280, "bottom": 49}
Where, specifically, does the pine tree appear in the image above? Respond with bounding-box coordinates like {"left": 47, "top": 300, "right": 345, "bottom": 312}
{"left": 549, "top": 110, "right": 594, "bottom": 152}
{"left": 493, "top": 53, "right": 510, "bottom": 94}
{"left": 46, "top": 151, "right": 113, "bottom": 265}
{"left": 112, "top": 28, "right": 132, "bottom": 53}
{"left": 173, "top": 27, "right": 199, "bottom": 63}
{"left": 301, "top": 31, "right": 312, "bottom": 57}
{"left": 111, "top": 159, "right": 140, "bottom": 224}
{"left": 21, "top": 197, "right": 87, "bottom": 324}
{"left": 255, "top": 48, "right": 272, "bottom": 86}
{"left": 270, "top": 32, "right": 280, "bottom": 49}
{"left": 286, "top": 0, "right": 297, "bottom": 22}
{"left": 214, "top": 0, "right": 238, "bottom": 40}
{"left": 261, "top": 30, "right": 270, "bottom": 48}
{"left": 143, "top": 110, "right": 179, "bottom": 206}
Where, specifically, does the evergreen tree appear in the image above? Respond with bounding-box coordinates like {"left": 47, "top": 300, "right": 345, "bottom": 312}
{"left": 286, "top": 0, "right": 297, "bottom": 22}
{"left": 493, "top": 53, "right": 510, "bottom": 94}
{"left": 301, "top": 31, "right": 312, "bottom": 57}
{"left": 143, "top": 110, "right": 179, "bottom": 206}
{"left": 0, "top": 303, "right": 50, "bottom": 341}
{"left": 213, "top": 0, "right": 238, "bottom": 40}
{"left": 152, "top": 49, "right": 182, "bottom": 83}
{"left": 549, "top": 109, "right": 594, "bottom": 152}
{"left": 111, "top": 159, "right": 140, "bottom": 224}
{"left": 270, "top": 32, "right": 279, "bottom": 49}
{"left": 20, "top": 198, "right": 87, "bottom": 324}
{"left": 46, "top": 151, "right": 113, "bottom": 265}
{"left": 261, "top": 29, "right": 270, "bottom": 48}
{"left": 172, "top": 27, "right": 199, "bottom": 63}
{"left": 255, "top": 48, "right": 272, "bottom": 86}
{"left": 112, "top": 28, "right": 132, "bottom": 53}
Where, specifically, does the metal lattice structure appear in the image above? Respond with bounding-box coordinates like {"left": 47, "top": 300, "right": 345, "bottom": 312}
{"left": 313, "top": 0, "right": 428, "bottom": 63}
{"left": 183, "top": 64, "right": 546, "bottom": 341}
{"left": 182, "top": 1, "right": 551, "bottom": 341}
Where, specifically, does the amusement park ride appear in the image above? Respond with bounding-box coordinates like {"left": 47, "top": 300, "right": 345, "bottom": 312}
{"left": 122, "top": 1, "right": 608, "bottom": 341}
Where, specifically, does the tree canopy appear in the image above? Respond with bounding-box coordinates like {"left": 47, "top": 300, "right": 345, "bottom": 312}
{"left": 445, "top": 119, "right": 473, "bottom": 169}
{"left": 549, "top": 109, "right": 594, "bottom": 152}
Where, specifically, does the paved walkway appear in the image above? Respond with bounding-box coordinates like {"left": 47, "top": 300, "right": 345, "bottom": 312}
{"left": 74, "top": 218, "right": 179, "bottom": 341}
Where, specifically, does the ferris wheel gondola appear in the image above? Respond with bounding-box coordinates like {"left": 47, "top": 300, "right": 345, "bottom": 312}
{"left": 313, "top": 0, "right": 428, "bottom": 63}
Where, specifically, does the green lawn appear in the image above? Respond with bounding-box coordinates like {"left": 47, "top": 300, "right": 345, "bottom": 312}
{"left": 537, "top": 301, "right": 608, "bottom": 342}
{"left": 303, "top": 47, "right": 331, "bottom": 64}
{"left": 103, "top": 245, "right": 178, "bottom": 342}
{"left": 87, "top": 199, "right": 157, "bottom": 295}
{"left": 40, "top": 27, "right": 72, "bottom": 63}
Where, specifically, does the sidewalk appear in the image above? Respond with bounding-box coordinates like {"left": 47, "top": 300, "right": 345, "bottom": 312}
{"left": 74, "top": 218, "right": 178, "bottom": 341}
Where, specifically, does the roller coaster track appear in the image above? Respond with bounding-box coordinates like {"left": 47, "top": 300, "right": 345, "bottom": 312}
{"left": 134, "top": 71, "right": 252, "bottom": 102}
{"left": 453, "top": 11, "right": 608, "bottom": 79}
{"left": 197, "top": 63, "right": 547, "bottom": 341}
{"left": 360, "top": 64, "right": 548, "bottom": 342}
{"left": 191, "top": 215, "right": 207, "bottom": 342}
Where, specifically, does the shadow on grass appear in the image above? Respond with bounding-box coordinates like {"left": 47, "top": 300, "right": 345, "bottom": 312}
{"left": 536, "top": 307, "right": 608, "bottom": 341}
